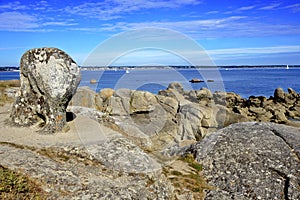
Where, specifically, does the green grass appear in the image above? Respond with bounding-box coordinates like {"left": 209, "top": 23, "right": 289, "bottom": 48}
{"left": 189, "top": 162, "right": 203, "bottom": 171}
{"left": 0, "top": 80, "right": 20, "bottom": 88}
{"left": 180, "top": 153, "right": 203, "bottom": 171}
{"left": 0, "top": 80, "right": 20, "bottom": 106}
{"left": 0, "top": 165, "right": 46, "bottom": 200}
{"left": 171, "top": 170, "right": 183, "bottom": 176}
{"left": 163, "top": 154, "right": 214, "bottom": 199}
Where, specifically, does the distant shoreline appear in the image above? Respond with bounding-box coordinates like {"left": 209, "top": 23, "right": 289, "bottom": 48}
{"left": 1, "top": 65, "right": 300, "bottom": 71}
{"left": 80, "top": 65, "right": 300, "bottom": 71}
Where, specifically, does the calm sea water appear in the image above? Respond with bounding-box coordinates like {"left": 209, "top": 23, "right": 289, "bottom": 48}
{"left": 1, "top": 67, "right": 299, "bottom": 98}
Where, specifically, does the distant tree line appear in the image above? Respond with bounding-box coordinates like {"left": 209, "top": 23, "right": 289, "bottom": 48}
{"left": 0, "top": 67, "right": 19, "bottom": 71}
{"left": 80, "top": 65, "right": 300, "bottom": 70}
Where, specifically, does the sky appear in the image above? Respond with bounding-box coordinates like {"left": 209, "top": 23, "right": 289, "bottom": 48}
{"left": 0, "top": 0, "right": 300, "bottom": 66}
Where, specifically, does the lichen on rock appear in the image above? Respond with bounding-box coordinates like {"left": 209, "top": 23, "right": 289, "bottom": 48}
{"left": 10, "top": 47, "right": 81, "bottom": 133}
{"left": 183, "top": 122, "right": 300, "bottom": 199}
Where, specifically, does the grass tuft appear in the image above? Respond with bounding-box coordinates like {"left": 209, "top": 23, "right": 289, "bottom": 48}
{"left": 0, "top": 80, "right": 20, "bottom": 105}
{"left": 163, "top": 154, "right": 214, "bottom": 199}
{"left": 180, "top": 154, "right": 203, "bottom": 171}
{"left": 0, "top": 165, "right": 46, "bottom": 200}
{"left": 0, "top": 80, "right": 20, "bottom": 88}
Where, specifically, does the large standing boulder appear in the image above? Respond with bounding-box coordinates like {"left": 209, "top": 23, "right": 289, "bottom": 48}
{"left": 10, "top": 47, "right": 81, "bottom": 133}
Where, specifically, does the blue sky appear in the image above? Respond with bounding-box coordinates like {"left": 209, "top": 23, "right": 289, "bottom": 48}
{"left": 0, "top": 0, "right": 300, "bottom": 66}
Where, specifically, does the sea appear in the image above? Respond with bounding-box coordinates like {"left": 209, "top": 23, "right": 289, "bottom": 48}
{"left": 1, "top": 67, "right": 299, "bottom": 98}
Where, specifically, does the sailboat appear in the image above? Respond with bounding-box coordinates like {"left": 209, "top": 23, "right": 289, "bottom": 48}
{"left": 286, "top": 65, "right": 289, "bottom": 69}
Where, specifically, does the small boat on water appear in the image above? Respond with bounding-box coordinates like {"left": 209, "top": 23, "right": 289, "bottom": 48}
{"left": 286, "top": 65, "right": 289, "bottom": 69}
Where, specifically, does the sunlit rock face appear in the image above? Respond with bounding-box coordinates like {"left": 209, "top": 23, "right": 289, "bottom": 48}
{"left": 10, "top": 47, "right": 81, "bottom": 133}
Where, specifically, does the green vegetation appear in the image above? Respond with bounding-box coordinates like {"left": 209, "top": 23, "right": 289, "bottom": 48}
{"left": 163, "top": 154, "right": 214, "bottom": 199}
{"left": 0, "top": 80, "right": 20, "bottom": 105}
{"left": 171, "top": 170, "right": 183, "bottom": 176}
{"left": 0, "top": 165, "right": 46, "bottom": 200}
{"left": 180, "top": 153, "right": 203, "bottom": 171}
{"left": 0, "top": 80, "right": 20, "bottom": 88}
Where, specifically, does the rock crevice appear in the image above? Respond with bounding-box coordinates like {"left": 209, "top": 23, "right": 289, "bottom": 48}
{"left": 269, "top": 167, "right": 290, "bottom": 200}
{"left": 270, "top": 128, "right": 300, "bottom": 162}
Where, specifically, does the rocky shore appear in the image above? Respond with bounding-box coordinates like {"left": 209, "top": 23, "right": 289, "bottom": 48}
{"left": 1, "top": 80, "right": 300, "bottom": 199}
{"left": 69, "top": 82, "right": 300, "bottom": 150}
{"left": 0, "top": 48, "right": 299, "bottom": 199}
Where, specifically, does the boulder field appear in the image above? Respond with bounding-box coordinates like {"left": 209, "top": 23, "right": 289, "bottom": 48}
{"left": 69, "top": 82, "right": 300, "bottom": 152}
{"left": 1, "top": 81, "right": 300, "bottom": 199}
{"left": 0, "top": 47, "right": 299, "bottom": 199}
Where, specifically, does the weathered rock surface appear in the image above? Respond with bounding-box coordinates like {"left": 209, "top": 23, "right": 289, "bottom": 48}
{"left": 1, "top": 107, "right": 174, "bottom": 199}
{"left": 1, "top": 76, "right": 300, "bottom": 199}
{"left": 183, "top": 122, "right": 300, "bottom": 199}
{"left": 213, "top": 87, "right": 300, "bottom": 125}
{"left": 189, "top": 78, "right": 204, "bottom": 83}
{"left": 10, "top": 47, "right": 81, "bottom": 133}
{"left": 68, "top": 83, "right": 300, "bottom": 152}
{"left": 167, "top": 82, "right": 185, "bottom": 94}
{"left": 69, "top": 87, "right": 99, "bottom": 110}
{"left": 0, "top": 143, "right": 173, "bottom": 199}
{"left": 69, "top": 83, "right": 225, "bottom": 151}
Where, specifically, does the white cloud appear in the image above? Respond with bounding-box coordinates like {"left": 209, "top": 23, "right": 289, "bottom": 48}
{"left": 0, "top": 0, "right": 299, "bottom": 38}
{"left": 0, "top": 1, "right": 28, "bottom": 10}
{"left": 284, "top": 3, "right": 300, "bottom": 9}
{"left": 0, "top": 46, "right": 29, "bottom": 51}
{"left": 0, "top": 11, "right": 74, "bottom": 32}
{"left": 70, "top": 15, "right": 300, "bottom": 38}
{"left": 206, "top": 45, "right": 300, "bottom": 65}
{"left": 224, "top": 4, "right": 257, "bottom": 14}
{"left": 205, "top": 11, "right": 219, "bottom": 15}
{"left": 64, "top": 0, "right": 202, "bottom": 20}
{"left": 208, "top": 45, "right": 300, "bottom": 57}
{"left": 32, "top": 1, "right": 50, "bottom": 11}
{"left": 0, "top": 1, "right": 74, "bottom": 31}
{"left": 259, "top": 3, "right": 281, "bottom": 10}
{"left": 283, "top": 3, "right": 300, "bottom": 12}
{"left": 237, "top": 5, "right": 256, "bottom": 11}
{"left": 259, "top": 2, "right": 300, "bottom": 12}
{"left": 43, "top": 22, "right": 78, "bottom": 26}
{"left": 0, "top": 12, "right": 39, "bottom": 31}
{"left": 94, "top": 16, "right": 246, "bottom": 32}
{"left": 0, "top": 1, "right": 50, "bottom": 11}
